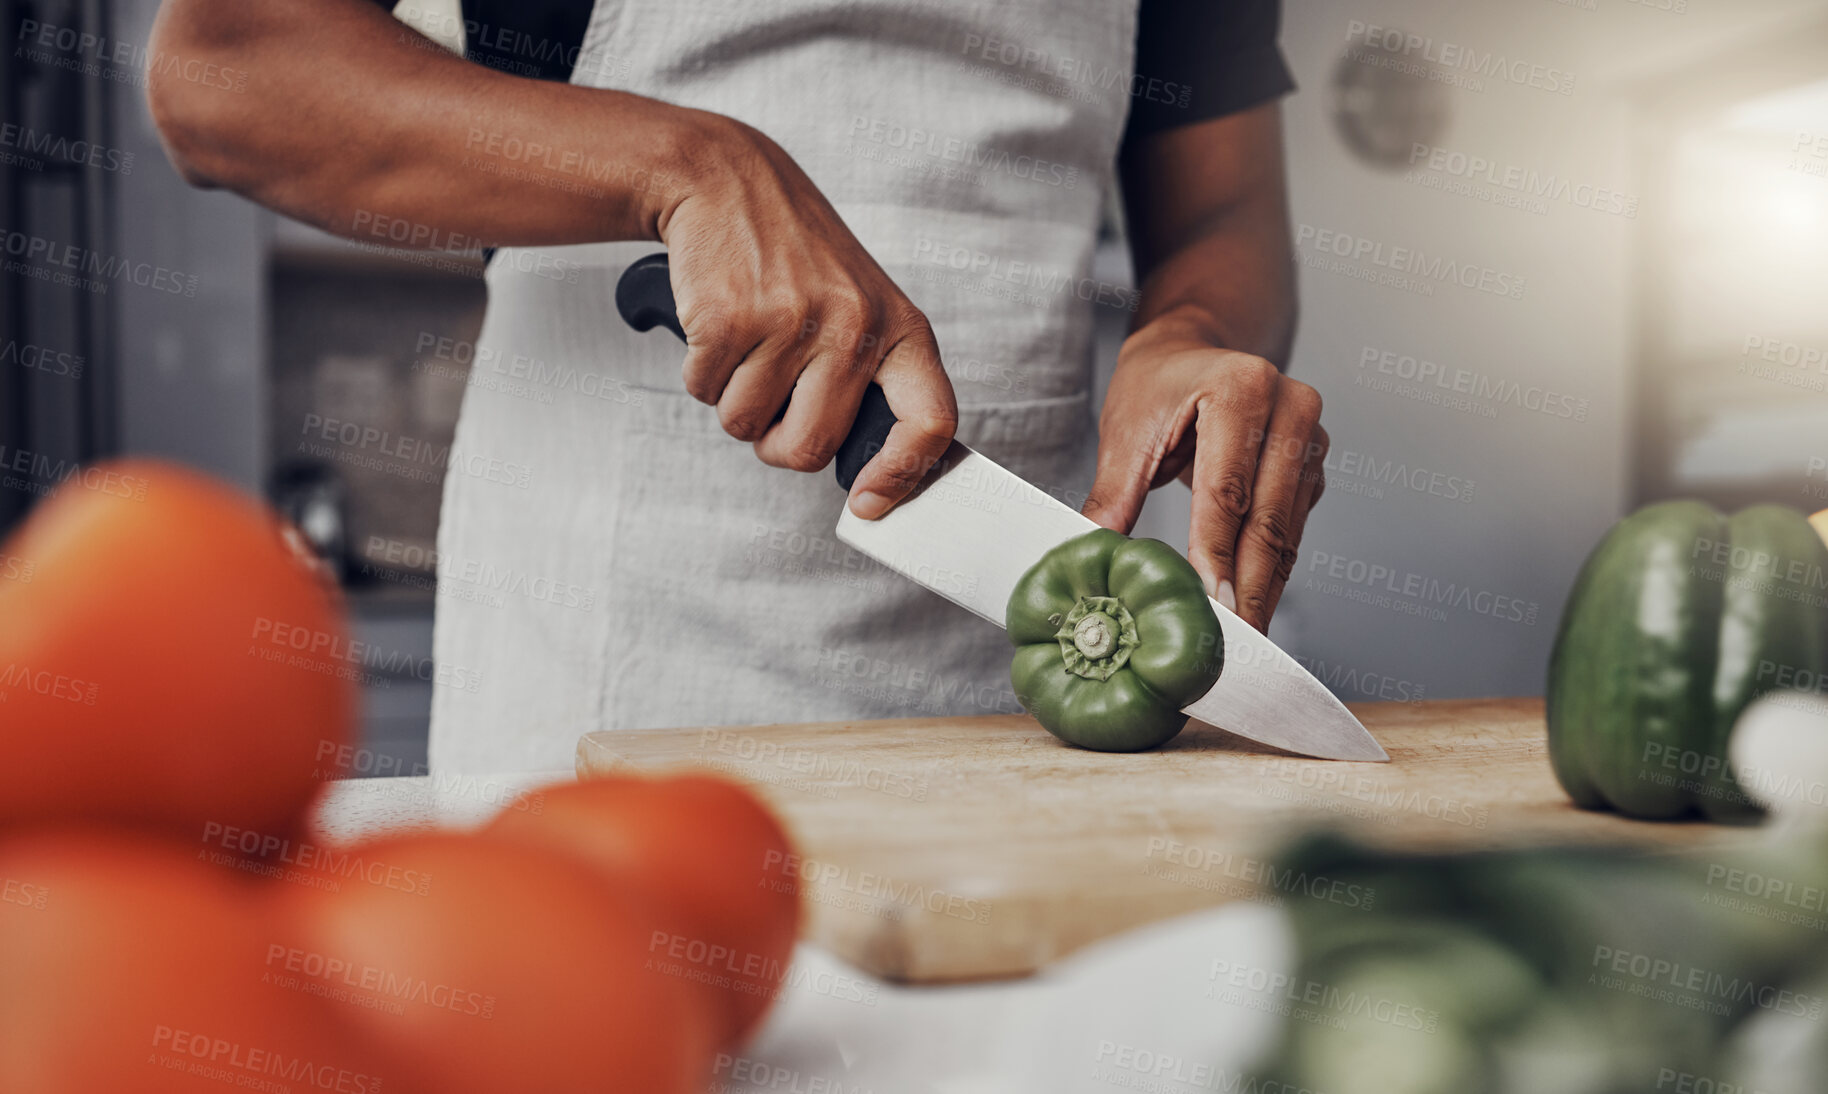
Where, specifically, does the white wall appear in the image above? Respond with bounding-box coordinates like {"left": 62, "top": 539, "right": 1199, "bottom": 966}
{"left": 1274, "top": 0, "right": 1635, "bottom": 701}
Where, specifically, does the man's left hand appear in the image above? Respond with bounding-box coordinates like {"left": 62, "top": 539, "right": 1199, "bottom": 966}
{"left": 1081, "top": 322, "right": 1327, "bottom": 633}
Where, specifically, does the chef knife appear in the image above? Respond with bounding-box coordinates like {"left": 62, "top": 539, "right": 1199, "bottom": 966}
{"left": 616, "top": 254, "right": 1389, "bottom": 762}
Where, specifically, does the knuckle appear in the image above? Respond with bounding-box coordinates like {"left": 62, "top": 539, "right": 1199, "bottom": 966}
{"left": 719, "top": 405, "right": 770, "bottom": 443}
{"left": 685, "top": 323, "right": 729, "bottom": 358}
{"left": 824, "top": 308, "right": 887, "bottom": 370}
{"left": 1283, "top": 379, "right": 1323, "bottom": 421}
{"left": 683, "top": 317, "right": 748, "bottom": 367}
{"left": 789, "top": 308, "right": 820, "bottom": 346}
{"left": 681, "top": 292, "right": 735, "bottom": 332}
{"left": 914, "top": 407, "right": 959, "bottom": 442}
{"left": 890, "top": 309, "right": 938, "bottom": 347}
{"left": 770, "top": 305, "right": 810, "bottom": 344}
{"left": 681, "top": 362, "right": 721, "bottom": 405}
{"left": 781, "top": 433, "right": 841, "bottom": 472}
{"left": 1234, "top": 356, "right": 1281, "bottom": 399}
{"left": 835, "top": 331, "right": 879, "bottom": 373}
{"left": 1273, "top": 545, "right": 1300, "bottom": 586}
{"left": 1210, "top": 469, "right": 1253, "bottom": 522}
{"left": 1244, "top": 508, "right": 1295, "bottom": 558}
{"left": 845, "top": 287, "right": 885, "bottom": 329}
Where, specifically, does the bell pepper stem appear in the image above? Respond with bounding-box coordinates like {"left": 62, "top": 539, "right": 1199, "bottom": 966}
{"left": 1055, "top": 596, "right": 1140, "bottom": 682}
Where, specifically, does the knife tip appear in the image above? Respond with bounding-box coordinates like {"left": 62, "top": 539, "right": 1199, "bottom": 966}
{"left": 1342, "top": 733, "right": 1391, "bottom": 763}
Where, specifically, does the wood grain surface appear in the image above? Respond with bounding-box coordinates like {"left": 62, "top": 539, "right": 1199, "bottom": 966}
{"left": 577, "top": 698, "right": 1748, "bottom": 983}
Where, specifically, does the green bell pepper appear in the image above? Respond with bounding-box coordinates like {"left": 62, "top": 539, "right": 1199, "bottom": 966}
{"left": 1546, "top": 501, "right": 1828, "bottom": 820}
{"left": 1006, "top": 528, "right": 1224, "bottom": 751}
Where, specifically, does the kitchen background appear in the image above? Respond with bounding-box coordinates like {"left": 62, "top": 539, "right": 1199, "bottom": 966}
{"left": 4, "top": 0, "right": 1825, "bottom": 774}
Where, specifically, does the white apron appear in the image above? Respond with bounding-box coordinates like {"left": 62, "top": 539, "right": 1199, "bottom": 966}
{"left": 431, "top": 0, "right": 1140, "bottom": 772}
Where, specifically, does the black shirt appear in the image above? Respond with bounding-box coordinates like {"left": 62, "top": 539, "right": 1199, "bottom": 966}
{"left": 456, "top": 0, "right": 1294, "bottom": 145}
{"left": 1125, "top": 0, "right": 1293, "bottom": 141}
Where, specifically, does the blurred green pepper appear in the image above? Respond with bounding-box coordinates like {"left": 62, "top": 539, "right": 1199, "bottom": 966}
{"left": 1249, "top": 834, "right": 1823, "bottom": 1094}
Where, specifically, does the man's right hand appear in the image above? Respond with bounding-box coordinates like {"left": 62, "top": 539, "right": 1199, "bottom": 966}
{"left": 147, "top": 0, "right": 955, "bottom": 520}
{"left": 659, "top": 118, "right": 957, "bottom": 519}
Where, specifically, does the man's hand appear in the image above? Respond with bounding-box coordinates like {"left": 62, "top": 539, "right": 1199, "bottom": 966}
{"left": 1083, "top": 321, "right": 1326, "bottom": 632}
{"left": 660, "top": 118, "right": 957, "bottom": 520}
{"left": 148, "top": 0, "right": 954, "bottom": 521}
{"left": 1110, "top": 101, "right": 1305, "bottom": 632}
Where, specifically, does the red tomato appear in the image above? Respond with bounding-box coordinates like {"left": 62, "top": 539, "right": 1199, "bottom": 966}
{"left": 269, "top": 831, "right": 716, "bottom": 1094}
{"left": 0, "top": 460, "right": 353, "bottom": 839}
{"left": 486, "top": 775, "right": 802, "bottom": 1043}
{"left": 0, "top": 829, "right": 402, "bottom": 1094}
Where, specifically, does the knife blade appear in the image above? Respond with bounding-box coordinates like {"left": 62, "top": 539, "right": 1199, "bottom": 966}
{"left": 616, "top": 254, "right": 1389, "bottom": 762}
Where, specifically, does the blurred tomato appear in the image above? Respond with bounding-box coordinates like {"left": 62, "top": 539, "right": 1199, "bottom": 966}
{"left": 486, "top": 775, "right": 802, "bottom": 1043}
{"left": 0, "top": 460, "right": 353, "bottom": 838}
{"left": 270, "top": 831, "right": 715, "bottom": 1094}
{"left": 0, "top": 829, "right": 400, "bottom": 1094}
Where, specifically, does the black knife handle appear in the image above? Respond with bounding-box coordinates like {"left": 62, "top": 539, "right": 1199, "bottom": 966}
{"left": 614, "top": 253, "right": 898, "bottom": 493}
{"left": 613, "top": 253, "right": 685, "bottom": 341}
{"left": 831, "top": 384, "right": 898, "bottom": 496}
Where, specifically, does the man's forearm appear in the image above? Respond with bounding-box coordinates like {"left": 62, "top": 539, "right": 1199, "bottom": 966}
{"left": 149, "top": 0, "right": 725, "bottom": 248}
{"left": 1124, "top": 217, "right": 1295, "bottom": 369}
{"left": 1118, "top": 104, "right": 1296, "bottom": 366}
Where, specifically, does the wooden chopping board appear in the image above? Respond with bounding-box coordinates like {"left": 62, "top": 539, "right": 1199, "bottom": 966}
{"left": 577, "top": 698, "right": 1749, "bottom": 983}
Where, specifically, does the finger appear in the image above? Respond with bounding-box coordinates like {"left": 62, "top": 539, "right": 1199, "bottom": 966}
{"left": 1186, "top": 359, "right": 1280, "bottom": 611}
{"left": 1232, "top": 380, "right": 1322, "bottom": 630}
{"left": 1081, "top": 438, "right": 1157, "bottom": 535}
{"left": 1304, "top": 422, "right": 1329, "bottom": 511}
{"left": 677, "top": 298, "right": 765, "bottom": 407}
{"left": 1258, "top": 420, "right": 1328, "bottom": 626}
{"left": 1250, "top": 404, "right": 1323, "bottom": 629}
{"left": 716, "top": 334, "right": 812, "bottom": 443}
{"left": 752, "top": 330, "right": 879, "bottom": 473}
{"left": 1082, "top": 407, "right": 1191, "bottom": 534}
{"left": 847, "top": 320, "right": 957, "bottom": 519}
{"left": 755, "top": 301, "right": 887, "bottom": 469}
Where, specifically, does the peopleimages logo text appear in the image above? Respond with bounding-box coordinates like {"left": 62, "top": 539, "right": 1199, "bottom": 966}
{"left": 1346, "top": 20, "right": 1577, "bottom": 95}
{"left": 1296, "top": 224, "right": 1526, "bottom": 300}
{"left": 0, "top": 123, "right": 133, "bottom": 173}
{"left": 958, "top": 33, "right": 1191, "bottom": 107}
{"left": 1408, "top": 143, "right": 1635, "bottom": 217}
{"left": 1307, "top": 551, "right": 1540, "bottom": 625}
{"left": 1358, "top": 345, "right": 1588, "bottom": 420}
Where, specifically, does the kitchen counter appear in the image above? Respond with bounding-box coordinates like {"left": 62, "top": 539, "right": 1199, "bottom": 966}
{"left": 313, "top": 772, "right": 1296, "bottom": 1093}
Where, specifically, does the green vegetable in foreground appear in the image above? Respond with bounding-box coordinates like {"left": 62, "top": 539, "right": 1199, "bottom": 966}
{"left": 1249, "top": 833, "right": 1826, "bottom": 1094}
{"left": 1006, "top": 529, "right": 1223, "bottom": 751}
{"left": 1546, "top": 501, "right": 1828, "bottom": 821}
